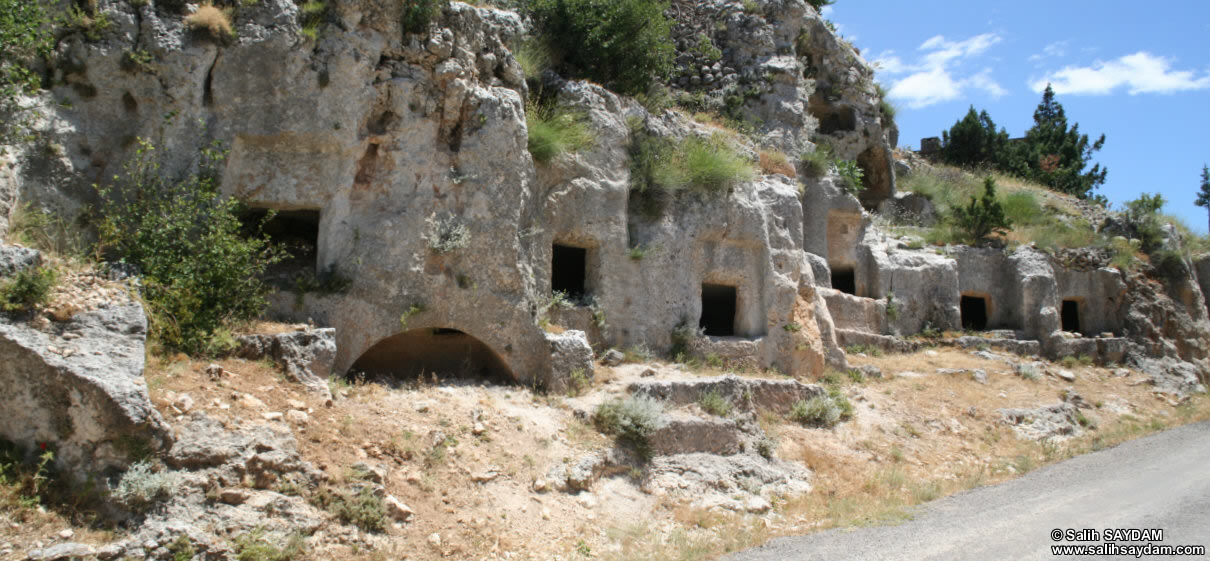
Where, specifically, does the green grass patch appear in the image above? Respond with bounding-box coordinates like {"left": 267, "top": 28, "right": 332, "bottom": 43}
{"left": 526, "top": 102, "right": 593, "bottom": 164}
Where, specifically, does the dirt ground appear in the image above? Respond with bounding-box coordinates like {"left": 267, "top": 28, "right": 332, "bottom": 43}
{"left": 2, "top": 339, "right": 1207, "bottom": 561}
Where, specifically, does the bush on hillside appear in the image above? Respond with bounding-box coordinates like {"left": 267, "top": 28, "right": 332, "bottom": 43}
{"left": 402, "top": 0, "right": 447, "bottom": 35}
{"left": 1123, "top": 193, "right": 1167, "bottom": 253}
{"left": 0, "top": 266, "right": 56, "bottom": 314}
{"left": 951, "top": 177, "right": 1011, "bottom": 244}
{"left": 95, "top": 139, "right": 284, "bottom": 354}
{"left": 528, "top": 0, "right": 674, "bottom": 95}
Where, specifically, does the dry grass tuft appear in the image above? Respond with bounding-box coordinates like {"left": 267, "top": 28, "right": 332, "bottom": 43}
{"left": 184, "top": 3, "right": 232, "bottom": 38}
{"left": 758, "top": 149, "right": 797, "bottom": 178}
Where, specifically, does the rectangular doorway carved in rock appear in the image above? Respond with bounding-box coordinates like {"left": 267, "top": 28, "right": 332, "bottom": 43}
{"left": 551, "top": 244, "right": 588, "bottom": 301}
{"left": 700, "top": 284, "right": 738, "bottom": 337}
{"left": 1061, "top": 300, "right": 1081, "bottom": 333}
{"left": 960, "top": 295, "right": 989, "bottom": 331}
{"left": 832, "top": 267, "right": 856, "bottom": 295}
{"left": 241, "top": 207, "right": 321, "bottom": 284}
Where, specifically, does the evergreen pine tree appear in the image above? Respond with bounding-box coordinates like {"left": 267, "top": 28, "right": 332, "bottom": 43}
{"left": 940, "top": 106, "right": 1010, "bottom": 168}
{"left": 951, "top": 177, "right": 1012, "bottom": 244}
{"left": 1195, "top": 165, "right": 1210, "bottom": 233}
{"left": 1019, "top": 84, "right": 1107, "bottom": 198}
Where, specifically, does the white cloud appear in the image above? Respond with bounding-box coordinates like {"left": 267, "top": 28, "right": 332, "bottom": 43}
{"left": 873, "top": 33, "right": 1007, "bottom": 109}
{"left": 1030, "top": 52, "right": 1210, "bottom": 95}
{"left": 1029, "top": 41, "right": 1069, "bottom": 62}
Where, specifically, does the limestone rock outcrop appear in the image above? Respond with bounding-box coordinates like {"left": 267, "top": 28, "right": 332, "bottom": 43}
{"left": 0, "top": 280, "right": 169, "bottom": 479}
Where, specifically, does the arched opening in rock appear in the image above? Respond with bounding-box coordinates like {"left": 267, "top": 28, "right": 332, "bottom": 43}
{"left": 1061, "top": 300, "right": 1081, "bottom": 333}
{"left": 551, "top": 244, "right": 589, "bottom": 302}
{"left": 700, "top": 284, "right": 738, "bottom": 337}
{"left": 240, "top": 207, "right": 321, "bottom": 285}
{"left": 831, "top": 267, "right": 856, "bottom": 295}
{"left": 348, "top": 328, "right": 514, "bottom": 384}
{"left": 960, "top": 295, "right": 989, "bottom": 331}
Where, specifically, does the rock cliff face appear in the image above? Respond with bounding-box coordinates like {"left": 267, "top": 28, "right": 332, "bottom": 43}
{"left": 4, "top": 0, "right": 896, "bottom": 385}
{"left": 3, "top": 0, "right": 1207, "bottom": 390}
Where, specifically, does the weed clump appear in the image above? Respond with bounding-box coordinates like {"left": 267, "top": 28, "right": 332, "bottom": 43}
{"left": 184, "top": 3, "right": 233, "bottom": 39}
{"left": 526, "top": 103, "right": 592, "bottom": 164}
{"left": 233, "top": 529, "right": 307, "bottom": 561}
{"left": 790, "top": 388, "right": 853, "bottom": 428}
{"left": 0, "top": 266, "right": 56, "bottom": 314}
{"left": 310, "top": 486, "right": 386, "bottom": 533}
{"left": 112, "top": 460, "right": 178, "bottom": 511}
{"left": 594, "top": 395, "right": 666, "bottom": 457}
{"left": 698, "top": 389, "right": 732, "bottom": 417}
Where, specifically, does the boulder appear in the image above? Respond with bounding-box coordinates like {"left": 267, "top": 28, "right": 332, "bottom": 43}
{"left": 0, "top": 294, "right": 168, "bottom": 480}
{"left": 235, "top": 328, "right": 336, "bottom": 396}
{"left": 544, "top": 330, "right": 594, "bottom": 393}
{"left": 0, "top": 245, "right": 40, "bottom": 276}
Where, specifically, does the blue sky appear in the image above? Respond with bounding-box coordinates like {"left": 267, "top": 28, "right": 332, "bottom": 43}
{"left": 824, "top": 1, "right": 1210, "bottom": 232}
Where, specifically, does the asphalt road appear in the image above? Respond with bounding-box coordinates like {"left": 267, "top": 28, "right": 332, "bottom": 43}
{"left": 725, "top": 420, "right": 1210, "bottom": 561}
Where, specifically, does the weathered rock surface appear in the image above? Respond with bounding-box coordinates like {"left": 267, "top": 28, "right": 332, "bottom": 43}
{"left": 629, "top": 375, "right": 825, "bottom": 415}
{"left": 999, "top": 403, "right": 1085, "bottom": 441}
{"left": 0, "top": 290, "right": 168, "bottom": 479}
{"left": 0, "top": 245, "right": 40, "bottom": 276}
{"left": 545, "top": 329, "right": 594, "bottom": 393}
{"left": 643, "top": 453, "right": 812, "bottom": 511}
{"left": 235, "top": 328, "right": 336, "bottom": 395}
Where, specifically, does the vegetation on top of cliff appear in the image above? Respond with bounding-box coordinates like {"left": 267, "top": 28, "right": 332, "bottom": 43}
{"left": 402, "top": 0, "right": 447, "bottom": 35}
{"left": 628, "top": 119, "right": 755, "bottom": 200}
{"left": 940, "top": 85, "right": 1107, "bottom": 202}
{"left": 526, "top": 101, "right": 592, "bottom": 164}
{"left": 1194, "top": 165, "right": 1210, "bottom": 233}
{"left": 950, "top": 177, "right": 1011, "bottom": 245}
{"left": 527, "top": 0, "right": 675, "bottom": 96}
{"left": 95, "top": 139, "right": 284, "bottom": 355}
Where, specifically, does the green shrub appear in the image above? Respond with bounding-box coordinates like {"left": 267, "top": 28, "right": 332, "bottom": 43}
{"left": 526, "top": 103, "right": 592, "bottom": 164}
{"left": 402, "top": 0, "right": 447, "bottom": 34}
{"left": 789, "top": 392, "right": 851, "bottom": 428}
{"left": 698, "top": 389, "right": 732, "bottom": 417}
{"left": 0, "top": 266, "right": 55, "bottom": 313}
{"left": 834, "top": 159, "right": 864, "bottom": 195}
{"left": 95, "top": 138, "right": 284, "bottom": 355}
{"left": 1123, "top": 193, "right": 1166, "bottom": 253}
{"left": 594, "top": 395, "right": 666, "bottom": 457}
{"left": 799, "top": 143, "right": 832, "bottom": 180}
{"left": 311, "top": 486, "right": 386, "bottom": 533}
{"left": 951, "top": 177, "right": 1011, "bottom": 244}
{"left": 233, "top": 529, "right": 307, "bottom": 561}
{"left": 1150, "top": 249, "right": 1188, "bottom": 282}
{"left": 528, "top": 0, "right": 674, "bottom": 95}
